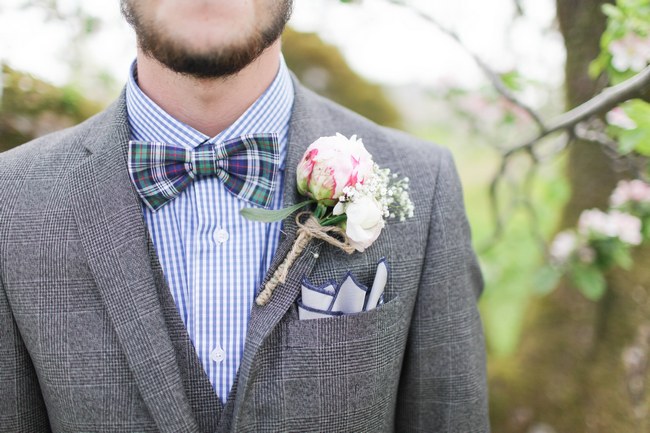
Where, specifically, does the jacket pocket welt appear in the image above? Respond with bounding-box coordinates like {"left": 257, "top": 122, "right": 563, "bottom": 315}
{"left": 284, "top": 294, "right": 405, "bottom": 348}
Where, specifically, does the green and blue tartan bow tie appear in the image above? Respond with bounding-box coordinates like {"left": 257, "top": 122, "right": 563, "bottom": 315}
{"left": 128, "top": 133, "right": 280, "bottom": 212}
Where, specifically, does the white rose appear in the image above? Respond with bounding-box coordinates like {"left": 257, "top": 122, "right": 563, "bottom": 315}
{"left": 338, "top": 195, "right": 385, "bottom": 252}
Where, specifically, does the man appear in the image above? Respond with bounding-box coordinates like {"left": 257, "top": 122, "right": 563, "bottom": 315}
{"left": 0, "top": 1, "right": 489, "bottom": 432}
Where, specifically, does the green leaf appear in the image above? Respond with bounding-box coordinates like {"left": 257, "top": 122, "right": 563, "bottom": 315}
{"left": 617, "top": 129, "right": 643, "bottom": 154}
{"left": 623, "top": 99, "right": 650, "bottom": 127}
{"left": 239, "top": 200, "right": 314, "bottom": 223}
{"left": 499, "top": 70, "right": 523, "bottom": 92}
{"left": 619, "top": 129, "right": 650, "bottom": 156}
{"left": 602, "top": 4, "right": 623, "bottom": 19}
{"left": 643, "top": 218, "right": 650, "bottom": 240}
{"left": 533, "top": 266, "right": 562, "bottom": 295}
{"left": 571, "top": 265, "right": 607, "bottom": 301}
{"left": 314, "top": 202, "right": 328, "bottom": 219}
{"left": 320, "top": 214, "right": 347, "bottom": 227}
{"left": 589, "top": 52, "right": 610, "bottom": 78}
{"left": 610, "top": 244, "right": 633, "bottom": 269}
{"left": 609, "top": 99, "right": 650, "bottom": 155}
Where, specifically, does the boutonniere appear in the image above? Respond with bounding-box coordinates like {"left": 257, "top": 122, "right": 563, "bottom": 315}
{"left": 241, "top": 133, "right": 414, "bottom": 306}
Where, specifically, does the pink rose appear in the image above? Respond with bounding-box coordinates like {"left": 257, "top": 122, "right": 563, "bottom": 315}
{"left": 296, "top": 134, "right": 374, "bottom": 205}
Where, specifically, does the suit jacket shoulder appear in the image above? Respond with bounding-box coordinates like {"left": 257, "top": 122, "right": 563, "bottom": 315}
{"left": 0, "top": 98, "right": 125, "bottom": 215}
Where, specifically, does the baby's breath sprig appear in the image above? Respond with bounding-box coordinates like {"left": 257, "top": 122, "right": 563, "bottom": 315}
{"left": 337, "top": 163, "right": 414, "bottom": 221}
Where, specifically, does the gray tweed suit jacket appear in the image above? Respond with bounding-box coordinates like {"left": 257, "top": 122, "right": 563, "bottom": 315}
{"left": 0, "top": 78, "right": 489, "bottom": 432}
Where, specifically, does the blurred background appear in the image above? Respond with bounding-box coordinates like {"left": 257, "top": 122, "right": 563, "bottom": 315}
{"left": 2, "top": 0, "right": 650, "bottom": 431}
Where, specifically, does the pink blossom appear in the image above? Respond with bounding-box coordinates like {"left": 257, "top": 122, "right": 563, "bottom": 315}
{"left": 296, "top": 134, "right": 374, "bottom": 205}
{"left": 610, "top": 179, "right": 650, "bottom": 207}
{"left": 578, "top": 209, "right": 642, "bottom": 245}
{"left": 609, "top": 33, "right": 650, "bottom": 72}
{"left": 550, "top": 230, "right": 578, "bottom": 264}
{"left": 605, "top": 107, "right": 637, "bottom": 130}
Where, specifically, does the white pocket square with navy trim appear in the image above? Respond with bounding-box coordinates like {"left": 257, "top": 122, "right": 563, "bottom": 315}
{"left": 297, "top": 258, "right": 388, "bottom": 320}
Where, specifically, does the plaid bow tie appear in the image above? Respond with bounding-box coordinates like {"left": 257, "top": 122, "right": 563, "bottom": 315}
{"left": 128, "top": 133, "right": 280, "bottom": 211}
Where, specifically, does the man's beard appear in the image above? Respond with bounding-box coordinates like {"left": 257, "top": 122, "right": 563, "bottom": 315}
{"left": 120, "top": 1, "right": 293, "bottom": 79}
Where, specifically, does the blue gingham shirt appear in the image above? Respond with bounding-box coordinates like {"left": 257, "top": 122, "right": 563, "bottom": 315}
{"left": 125, "top": 58, "right": 294, "bottom": 403}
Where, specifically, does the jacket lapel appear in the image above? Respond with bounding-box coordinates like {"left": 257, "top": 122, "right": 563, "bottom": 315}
{"left": 226, "top": 79, "right": 341, "bottom": 431}
{"left": 67, "top": 79, "right": 348, "bottom": 432}
{"left": 68, "top": 95, "right": 202, "bottom": 433}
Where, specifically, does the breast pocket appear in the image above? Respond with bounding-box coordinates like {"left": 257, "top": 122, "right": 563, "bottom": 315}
{"left": 285, "top": 293, "right": 406, "bottom": 347}
{"left": 271, "top": 294, "right": 409, "bottom": 428}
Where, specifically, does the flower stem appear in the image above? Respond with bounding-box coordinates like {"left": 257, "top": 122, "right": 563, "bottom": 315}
{"left": 314, "top": 202, "right": 328, "bottom": 220}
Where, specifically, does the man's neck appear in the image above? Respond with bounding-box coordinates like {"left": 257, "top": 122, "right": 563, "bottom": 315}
{"left": 135, "top": 41, "right": 282, "bottom": 137}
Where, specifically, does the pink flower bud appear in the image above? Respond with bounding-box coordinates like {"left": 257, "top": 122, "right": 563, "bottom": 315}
{"left": 296, "top": 134, "right": 374, "bottom": 205}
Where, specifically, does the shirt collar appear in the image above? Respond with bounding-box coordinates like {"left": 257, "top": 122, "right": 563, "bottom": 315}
{"left": 125, "top": 56, "right": 294, "bottom": 166}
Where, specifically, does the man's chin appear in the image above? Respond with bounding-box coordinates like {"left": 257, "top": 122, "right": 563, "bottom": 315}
{"left": 145, "top": 46, "right": 262, "bottom": 79}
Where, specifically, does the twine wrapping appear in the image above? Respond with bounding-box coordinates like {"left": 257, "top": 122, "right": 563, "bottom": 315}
{"left": 255, "top": 211, "right": 355, "bottom": 306}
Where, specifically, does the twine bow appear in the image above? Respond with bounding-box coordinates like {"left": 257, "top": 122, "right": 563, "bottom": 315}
{"left": 255, "top": 211, "right": 355, "bottom": 306}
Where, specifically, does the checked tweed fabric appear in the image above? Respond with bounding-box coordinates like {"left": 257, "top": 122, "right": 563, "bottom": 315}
{"left": 128, "top": 133, "right": 280, "bottom": 211}
{"left": 0, "top": 81, "right": 489, "bottom": 432}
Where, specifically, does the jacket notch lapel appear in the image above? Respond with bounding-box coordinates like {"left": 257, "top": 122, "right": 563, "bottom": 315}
{"left": 68, "top": 98, "right": 202, "bottom": 433}
{"left": 228, "top": 79, "right": 337, "bottom": 430}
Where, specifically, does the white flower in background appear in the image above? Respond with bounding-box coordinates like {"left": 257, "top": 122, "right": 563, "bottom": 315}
{"left": 609, "top": 32, "right": 650, "bottom": 72}
{"left": 610, "top": 179, "right": 650, "bottom": 207}
{"left": 605, "top": 107, "right": 637, "bottom": 130}
{"left": 612, "top": 211, "right": 644, "bottom": 245}
{"left": 578, "top": 209, "right": 642, "bottom": 245}
{"left": 578, "top": 209, "right": 611, "bottom": 237}
{"left": 334, "top": 195, "right": 385, "bottom": 252}
{"left": 550, "top": 230, "right": 578, "bottom": 264}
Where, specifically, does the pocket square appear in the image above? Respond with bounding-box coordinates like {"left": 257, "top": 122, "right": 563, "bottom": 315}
{"left": 298, "top": 258, "right": 388, "bottom": 320}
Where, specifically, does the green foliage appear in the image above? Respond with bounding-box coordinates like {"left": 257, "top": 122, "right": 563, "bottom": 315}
{"left": 608, "top": 99, "right": 650, "bottom": 156}
{"left": 499, "top": 70, "right": 524, "bottom": 92}
{"left": 548, "top": 185, "right": 650, "bottom": 302}
{"left": 0, "top": 65, "right": 101, "bottom": 152}
{"left": 590, "top": 0, "right": 650, "bottom": 82}
{"left": 458, "top": 145, "right": 571, "bottom": 356}
{"left": 533, "top": 265, "right": 562, "bottom": 295}
{"left": 282, "top": 28, "right": 402, "bottom": 128}
{"left": 565, "top": 1, "right": 650, "bottom": 305}
{"left": 570, "top": 264, "right": 606, "bottom": 300}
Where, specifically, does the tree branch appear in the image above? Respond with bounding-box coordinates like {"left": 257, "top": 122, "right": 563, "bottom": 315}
{"left": 378, "top": 0, "right": 650, "bottom": 250}
{"left": 504, "top": 65, "right": 650, "bottom": 158}
{"left": 480, "top": 67, "right": 650, "bottom": 250}
{"left": 387, "top": 0, "right": 548, "bottom": 131}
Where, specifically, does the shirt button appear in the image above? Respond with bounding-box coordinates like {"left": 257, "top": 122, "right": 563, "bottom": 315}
{"left": 215, "top": 228, "right": 229, "bottom": 244}
{"left": 210, "top": 346, "right": 226, "bottom": 363}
